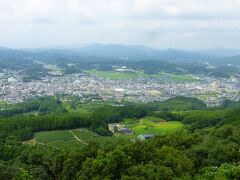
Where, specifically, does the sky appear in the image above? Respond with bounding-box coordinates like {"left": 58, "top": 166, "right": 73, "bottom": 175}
{"left": 0, "top": 0, "right": 240, "bottom": 49}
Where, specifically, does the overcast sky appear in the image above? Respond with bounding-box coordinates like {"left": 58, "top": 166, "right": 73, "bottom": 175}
{"left": 0, "top": 0, "right": 240, "bottom": 49}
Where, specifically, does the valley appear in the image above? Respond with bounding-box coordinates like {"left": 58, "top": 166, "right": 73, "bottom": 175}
{"left": 1, "top": 65, "right": 239, "bottom": 107}
{"left": 1, "top": 0, "right": 240, "bottom": 178}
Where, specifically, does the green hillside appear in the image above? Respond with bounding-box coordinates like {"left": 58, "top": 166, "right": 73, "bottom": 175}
{"left": 0, "top": 97, "right": 239, "bottom": 179}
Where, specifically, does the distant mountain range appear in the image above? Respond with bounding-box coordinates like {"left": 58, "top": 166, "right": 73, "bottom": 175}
{"left": 0, "top": 44, "right": 240, "bottom": 65}
{"left": 72, "top": 44, "right": 211, "bottom": 62}
{"left": 209, "top": 55, "right": 240, "bottom": 65}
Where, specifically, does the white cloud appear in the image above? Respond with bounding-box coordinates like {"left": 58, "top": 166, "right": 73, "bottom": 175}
{"left": 0, "top": 0, "right": 240, "bottom": 48}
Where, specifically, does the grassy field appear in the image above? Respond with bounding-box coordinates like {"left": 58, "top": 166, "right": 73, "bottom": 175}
{"left": 31, "top": 116, "right": 183, "bottom": 150}
{"left": 145, "top": 90, "right": 163, "bottom": 96}
{"left": 164, "top": 73, "right": 198, "bottom": 82}
{"left": 35, "top": 61, "right": 63, "bottom": 71}
{"left": 197, "top": 92, "right": 218, "bottom": 99}
{"left": 35, "top": 130, "right": 74, "bottom": 144}
{"left": 34, "top": 129, "right": 111, "bottom": 150}
{"left": 84, "top": 69, "right": 198, "bottom": 83}
{"left": 48, "top": 139, "right": 85, "bottom": 150}
{"left": 45, "top": 64, "right": 63, "bottom": 71}
{"left": 123, "top": 116, "right": 184, "bottom": 136}
{"left": 84, "top": 69, "right": 146, "bottom": 79}
{"left": 0, "top": 101, "right": 11, "bottom": 111}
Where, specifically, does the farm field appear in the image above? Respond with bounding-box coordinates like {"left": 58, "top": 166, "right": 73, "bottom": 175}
{"left": 84, "top": 69, "right": 198, "bottom": 83}
{"left": 163, "top": 73, "right": 199, "bottom": 82}
{"left": 35, "top": 130, "right": 74, "bottom": 144}
{"left": 197, "top": 92, "right": 218, "bottom": 98}
{"left": 84, "top": 69, "right": 146, "bottom": 79}
{"left": 0, "top": 101, "right": 13, "bottom": 112}
{"left": 31, "top": 116, "right": 184, "bottom": 150}
{"left": 123, "top": 116, "right": 184, "bottom": 136}
{"left": 35, "top": 61, "right": 63, "bottom": 71}
{"left": 34, "top": 129, "right": 112, "bottom": 150}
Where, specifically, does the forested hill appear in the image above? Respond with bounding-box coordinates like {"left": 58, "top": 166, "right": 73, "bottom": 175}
{"left": 1, "top": 46, "right": 240, "bottom": 79}
{"left": 0, "top": 96, "right": 239, "bottom": 179}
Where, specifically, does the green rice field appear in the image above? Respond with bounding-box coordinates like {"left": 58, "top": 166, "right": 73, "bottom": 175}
{"left": 84, "top": 69, "right": 198, "bottom": 83}
{"left": 84, "top": 69, "right": 146, "bottom": 79}
{"left": 123, "top": 116, "right": 184, "bottom": 135}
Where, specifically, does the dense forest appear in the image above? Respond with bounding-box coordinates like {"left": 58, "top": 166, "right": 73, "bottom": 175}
{"left": 0, "top": 96, "right": 239, "bottom": 179}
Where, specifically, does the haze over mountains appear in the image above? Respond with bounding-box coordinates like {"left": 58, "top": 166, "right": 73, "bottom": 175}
{"left": 1, "top": 44, "right": 240, "bottom": 65}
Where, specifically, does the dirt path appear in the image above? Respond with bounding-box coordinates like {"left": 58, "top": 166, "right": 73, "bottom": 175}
{"left": 22, "top": 138, "right": 37, "bottom": 145}
{"left": 68, "top": 130, "right": 88, "bottom": 145}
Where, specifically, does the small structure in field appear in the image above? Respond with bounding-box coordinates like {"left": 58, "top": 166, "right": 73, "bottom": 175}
{"left": 118, "top": 127, "right": 134, "bottom": 135}
{"left": 108, "top": 123, "right": 134, "bottom": 134}
{"left": 108, "top": 123, "right": 122, "bottom": 133}
{"left": 137, "top": 134, "right": 154, "bottom": 141}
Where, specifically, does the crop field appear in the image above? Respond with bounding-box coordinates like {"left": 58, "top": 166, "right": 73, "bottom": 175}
{"left": 34, "top": 129, "right": 111, "bottom": 150}
{"left": 32, "top": 116, "right": 183, "bottom": 150}
{"left": 84, "top": 69, "right": 146, "bottom": 79}
{"left": 197, "top": 92, "right": 218, "bottom": 99}
{"left": 123, "top": 116, "right": 184, "bottom": 135}
{"left": 35, "top": 130, "right": 74, "bottom": 144}
{"left": 164, "top": 73, "right": 198, "bottom": 82}
{"left": 145, "top": 90, "right": 163, "bottom": 96}
{"left": 0, "top": 101, "right": 10, "bottom": 109}
{"left": 48, "top": 139, "right": 85, "bottom": 150}
{"left": 35, "top": 61, "right": 63, "bottom": 71}
{"left": 84, "top": 69, "right": 198, "bottom": 83}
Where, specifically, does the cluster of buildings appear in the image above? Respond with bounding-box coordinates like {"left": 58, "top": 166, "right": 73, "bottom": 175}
{"left": 0, "top": 69, "right": 239, "bottom": 106}
{"left": 108, "top": 123, "right": 154, "bottom": 140}
{"left": 108, "top": 123, "right": 134, "bottom": 135}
